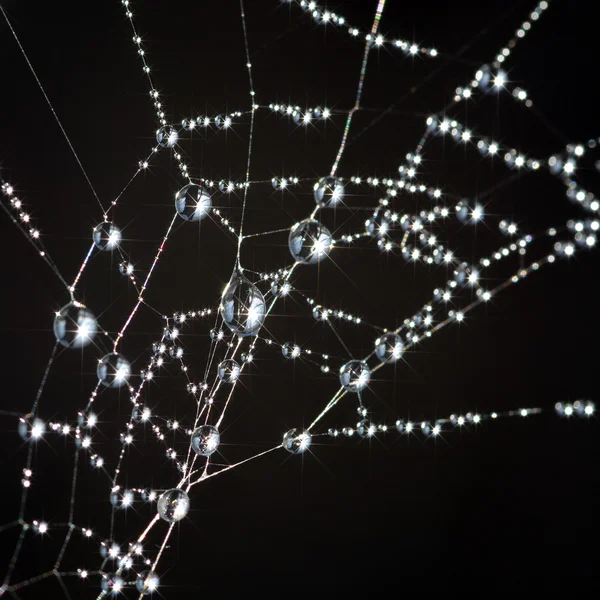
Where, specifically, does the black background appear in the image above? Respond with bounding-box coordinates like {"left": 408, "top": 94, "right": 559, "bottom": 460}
{"left": 1, "top": 0, "right": 599, "bottom": 596}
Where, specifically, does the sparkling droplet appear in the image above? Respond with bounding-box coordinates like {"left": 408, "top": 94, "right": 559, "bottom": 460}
{"left": 53, "top": 302, "right": 97, "bottom": 349}
{"left": 92, "top": 222, "right": 121, "bottom": 250}
{"left": 119, "top": 262, "right": 134, "bottom": 276}
{"left": 312, "top": 306, "right": 325, "bottom": 320}
{"left": 221, "top": 272, "right": 266, "bottom": 336}
{"left": 282, "top": 428, "right": 312, "bottom": 454}
{"left": 281, "top": 342, "right": 301, "bottom": 358}
{"left": 136, "top": 571, "right": 159, "bottom": 595}
{"left": 175, "top": 184, "right": 212, "bottom": 222}
{"left": 339, "top": 360, "right": 370, "bottom": 392}
{"left": 217, "top": 359, "right": 240, "bottom": 383}
{"left": 157, "top": 488, "right": 189, "bottom": 523}
{"left": 288, "top": 219, "right": 332, "bottom": 264}
{"left": 356, "top": 421, "right": 376, "bottom": 438}
{"left": 168, "top": 346, "right": 183, "bottom": 359}
{"left": 101, "top": 573, "right": 124, "bottom": 596}
{"left": 156, "top": 125, "right": 178, "bottom": 148}
{"left": 190, "top": 425, "right": 220, "bottom": 457}
{"left": 365, "top": 209, "right": 391, "bottom": 237}
{"left": 314, "top": 176, "right": 344, "bottom": 207}
{"left": 374, "top": 333, "right": 403, "bottom": 363}
{"left": 476, "top": 64, "right": 492, "bottom": 90}
{"left": 97, "top": 353, "right": 131, "bottom": 389}
{"left": 100, "top": 540, "right": 119, "bottom": 559}
{"left": 209, "top": 328, "right": 224, "bottom": 341}
{"left": 214, "top": 115, "right": 226, "bottom": 129}
{"left": 152, "top": 342, "right": 166, "bottom": 355}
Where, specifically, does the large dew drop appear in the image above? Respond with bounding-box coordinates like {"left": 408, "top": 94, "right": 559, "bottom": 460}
{"left": 174, "top": 184, "right": 212, "bottom": 222}
{"left": 156, "top": 125, "right": 178, "bottom": 148}
{"left": 374, "top": 333, "right": 403, "bottom": 363}
{"left": 339, "top": 360, "right": 370, "bottom": 392}
{"left": 220, "top": 272, "right": 266, "bottom": 336}
{"left": 53, "top": 302, "right": 97, "bottom": 349}
{"left": 92, "top": 222, "right": 121, "bottom": 250}
{"left": 157, "top": 488, "right": 189, "bottom": 523}
{"left": 288, "top": 219, "right": 332, "bottom": 264}
{"left": 97, "top": 353, "right": 131, "bottom": 389}
{"left": 314, "top": 176, "right": 344, "bottom": 207}
{"left": 282, "top": 428, "right": 312, "bottom": 454}
{"left": 191, "top": 425, "right": 220, "bottom": 457}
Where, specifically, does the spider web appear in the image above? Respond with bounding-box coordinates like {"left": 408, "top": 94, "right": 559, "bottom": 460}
{"left": 0, "top": 0, "right": 598, "bottom": 596}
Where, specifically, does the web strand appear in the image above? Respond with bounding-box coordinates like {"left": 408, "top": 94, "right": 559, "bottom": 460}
{"left": 330, "top": 0, "right": 387, "bottom": 176}
{"left": 0, "top": 6, "right": 106, "bottom": 215}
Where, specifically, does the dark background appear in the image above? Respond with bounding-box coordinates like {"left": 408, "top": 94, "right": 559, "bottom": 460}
{"left": 1, "top": 0, "right": 599, "bottom": 596}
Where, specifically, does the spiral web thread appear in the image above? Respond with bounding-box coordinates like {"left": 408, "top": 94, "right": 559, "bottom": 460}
{"left": 0, "top": 0, "right": 598, "bottom": 597}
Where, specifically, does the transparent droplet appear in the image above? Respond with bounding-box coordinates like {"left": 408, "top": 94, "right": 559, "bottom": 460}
{"left": 99, "top": 540, "right": 119, "bottom": 560}
{"left": 156, "top": 125, "right": 178, "bottom": 148}
{"left": 374, "top": 333, "right": 403, "bottom": 363}
{"left": 282, "top": 428, "right": 312, "bottom": 454}
{"left": 209, "top": 328, "right": 223, "bottom": 341}
{"left": 181, "top": 118, "right": 195, "bottom": 131}
{"left": 136, "top": 571, "right": 159, "bottom": 595}
{"left": 356, "top": 421, "right": 376, "bottom": 438}
{"left": 314, "top": 176, "right": 344, "bottom": 207}
{"left": 53, "top": 302, "right": 97, "bottom": 349}
{"left": 93, "top": 222, "right": 121, "bottom": 250}
{"left": 18, "top": 420, "right": 28, "bottom": 441}
{"left": 190, "top": 425, "right": 220, "bottom": 457}
{"left": 365, "top": 209, "right": 391, "bottom": 237}
{"left": 339, "top": 360, "right": 370, "bottom": 392}
{"left": 453, "top": 262, "right": 471, "bottom": 286}
{"left": 217, "top": 359, "right": 240, "bottom": 383}
{"left": 101, "top": 573, "right": 124, "bottom": 596}
{"left": 312, "top": 305, "right": 325, "bottom": 320}
{"left": 175, "top": 184, "right": 212, "bottom": 222}
{"left": 476, "top": 64, "right": 492, "bottom": 90}
{"left": 152, "top": 342, "right": 166, "bottom": 355}
{"left": 282, "top": 343, "right": 301, "bottom": 359}
{"left": 119, "top": 262, "right": 134, "bottom": 276}
{"left": 272, "top": 281, "right": 291, "bottom": 297}
{"left": 97, "top": 353, "right": 131, "bottom": 389}
{"left": 168, "top": 346, "right": 183, "bottom": 359}
{"left": 220, "top": 272, "right": 266, "bottom": 336}
{"left": 157, "top": 488, "right": 189, "bottom": 523}
{"left": 456, "top": 203, "right": 470, "bottom": 224}
{"left": 288, "top": 219, "right": 332, "bottom": 264}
